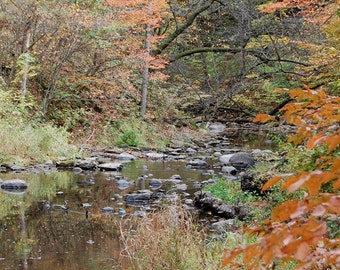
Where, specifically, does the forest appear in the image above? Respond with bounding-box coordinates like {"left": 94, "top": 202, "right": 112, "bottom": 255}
{"left": 0, "top": 0, "right": 339, "bottom": 269}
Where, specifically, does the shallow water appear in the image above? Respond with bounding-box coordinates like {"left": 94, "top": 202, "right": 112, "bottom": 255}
{"left": 0, "top": 159, "right": 214, "bottom": 270}
{"left": 0, "top": 131, "right": 276, "bottom": 269}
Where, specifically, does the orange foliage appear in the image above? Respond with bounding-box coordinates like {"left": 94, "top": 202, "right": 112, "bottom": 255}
{"left": 224, "top": 86, "right": 340, "bottom": 269}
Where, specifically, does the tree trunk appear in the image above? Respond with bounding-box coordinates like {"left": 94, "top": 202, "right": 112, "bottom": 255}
{"left": 141, "top": 5, "right": 152, "bottom": 118}
{"left": 21, "top": 28, "right": 31, "bottom": 98}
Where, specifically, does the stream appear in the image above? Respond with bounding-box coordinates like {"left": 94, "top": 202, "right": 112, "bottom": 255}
{"left": 0, "top": 128, "right": 277, "bottom": 270}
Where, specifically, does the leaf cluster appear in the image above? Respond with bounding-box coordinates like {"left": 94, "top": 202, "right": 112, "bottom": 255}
{"left": 225, "top": 85, "right": 340, "bottom": 269}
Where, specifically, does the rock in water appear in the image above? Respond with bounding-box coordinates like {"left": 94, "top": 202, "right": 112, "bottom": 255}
{"left": 1, "top": 179, "right": 28, "bottom": 190}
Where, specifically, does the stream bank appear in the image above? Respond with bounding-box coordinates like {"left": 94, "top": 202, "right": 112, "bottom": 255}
{"left": 0, "top": 122, "right": 285, "bottom": 270}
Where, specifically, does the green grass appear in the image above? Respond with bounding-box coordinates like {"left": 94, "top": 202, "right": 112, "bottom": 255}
{"left": 0, "top": 119, "right": 76, "bottom": 165}
{"left": 203, "top": 178, "right": 260, "bottom": 205}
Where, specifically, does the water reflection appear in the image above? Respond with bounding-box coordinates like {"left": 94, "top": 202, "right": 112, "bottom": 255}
{"left": 0, "top": 159, "right": 213, "bottom": 270}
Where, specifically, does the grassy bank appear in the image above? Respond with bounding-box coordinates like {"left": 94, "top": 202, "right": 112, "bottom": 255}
{"left": 0, "top": 118, "right": 77, "bottom": 165}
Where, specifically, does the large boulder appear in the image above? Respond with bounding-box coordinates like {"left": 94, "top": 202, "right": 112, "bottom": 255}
{"left": 219, "top": 154, "right": 233, "bottom": 164}
{"left": 229, "top": 152, "right": 255, "bottom": 170}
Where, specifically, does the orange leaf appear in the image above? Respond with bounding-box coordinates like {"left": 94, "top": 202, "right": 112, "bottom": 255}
{"left": 331, "top": 158, "right": 340, "bottom": 173}
{"left": 221, "top": 248, "right": 243, "bottom": 267}
{"left": 333, "top": 177, "right": 340, "bottom": 190}
{"left": 294, "top": 242, "right": 311, "bottom": 261}
{"left": 281, "top": 172, "right": 310, "bottom": 193}
{"left": 253, "top": 114, "right": 275, "bottom": 123}
{"left": 262, "top": 176, "right": 283, "bottom": 191}
{"left": 325, "top": 134, "right": 340, "bottom": 153}
{"left": 306, "top": 133, "right": 325, "bottom": 149}
{"left": 272, "top": 200, "right": 303, "bottom": 221}
{"left": 302, "top": 171, "right": 336, "bottom": 196}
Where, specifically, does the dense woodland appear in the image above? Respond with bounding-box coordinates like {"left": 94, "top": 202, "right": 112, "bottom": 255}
{"left": 0, "top": 0, "right": 339, "bottom": 269}
{"left": 0, "top": 0, "right": 338, "bottom": 133}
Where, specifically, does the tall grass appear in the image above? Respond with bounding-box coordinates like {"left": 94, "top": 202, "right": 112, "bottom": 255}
{"left": 0, "top": 119, "right": 76, "bottom": 165}
{"left": 0, "top": 87, "right": 76, "bottom": 165}
{"left": 118, "top": 205, "right": 243, "bottom": 270}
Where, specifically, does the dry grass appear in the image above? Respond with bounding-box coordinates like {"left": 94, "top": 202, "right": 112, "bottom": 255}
{"left": 117, "top": 205, "right": 233, "bottom": 270}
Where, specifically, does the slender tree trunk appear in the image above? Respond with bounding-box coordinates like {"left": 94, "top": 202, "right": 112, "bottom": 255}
{"left": 141, "top": 3, "right": 152, "bottom": 118}
{"left": 21, "top": 28, "right": 31, "bottom": 98}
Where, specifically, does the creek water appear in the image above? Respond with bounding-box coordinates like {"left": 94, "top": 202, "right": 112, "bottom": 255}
{"left": 0, "top": 160, "right": 215, "bottom": 270}
{"left": 0, "top": 130, "right": 276, "bottom": 270}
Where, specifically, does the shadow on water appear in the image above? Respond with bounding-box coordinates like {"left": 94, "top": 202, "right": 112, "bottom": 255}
{"left": 0, "top": 131, "right": 277, "bottom": 269}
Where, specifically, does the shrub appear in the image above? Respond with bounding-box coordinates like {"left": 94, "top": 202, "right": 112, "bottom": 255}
{"left": 224, "top": 87, "right": 340, "bottom": 269}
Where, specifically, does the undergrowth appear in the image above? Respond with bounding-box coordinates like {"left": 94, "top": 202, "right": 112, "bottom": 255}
{"left": 117, "top": 205, "right": 253, "bottom": 270}
{"left": 0, "top": 119, "right": 76, "bottom": 165}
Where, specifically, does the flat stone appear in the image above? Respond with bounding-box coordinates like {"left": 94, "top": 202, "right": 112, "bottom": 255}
{"left": 117, "top": 152, "right": 136, "bottom": 160}
{"left": 145, "top": 152, "right": 167, "bottom": 159}
{"left": 98, "top": 162, "right": 123, "bottom": 171}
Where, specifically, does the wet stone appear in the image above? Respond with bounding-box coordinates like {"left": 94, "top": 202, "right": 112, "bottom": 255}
{"left": 186, "top": 159, "right": 208, "bottom": 168}
{"left": 125, "top": 193, "right": 151, "bottom": 205}
{"left": 117, "top": 152, "right": 136, "bottom": 161}
{"left": 116, "top": 179, "right": 133, "bottom": 190}
{"left": 149, "top": 179, "right": 162, "bottom": 189}
{"left": 74, "top": 159, "right": 98, "bottom": 170}
{"left": 98, "top": 162, "right": 123, "bottom": 171}
{"left": 175, "top": 183, "right": 187, "bottom": 191}
{"left": 145, "top": 152, "right": 167, "bottom": 159}
{"left": 221, "top": 166, "right": 237, "bottom": 175}
{"left": 1, "top": 179, "right": 28, "bottom": 190}
{"left": 101, "top": 207, "right": 115, "bottom": 214}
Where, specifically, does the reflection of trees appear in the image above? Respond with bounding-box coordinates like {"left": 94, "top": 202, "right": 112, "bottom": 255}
{"left": 0, "top": 171, "right": 74, "bottom": 219}
{"left": 0, "top": 170, "right": 131, "bottom": 268}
